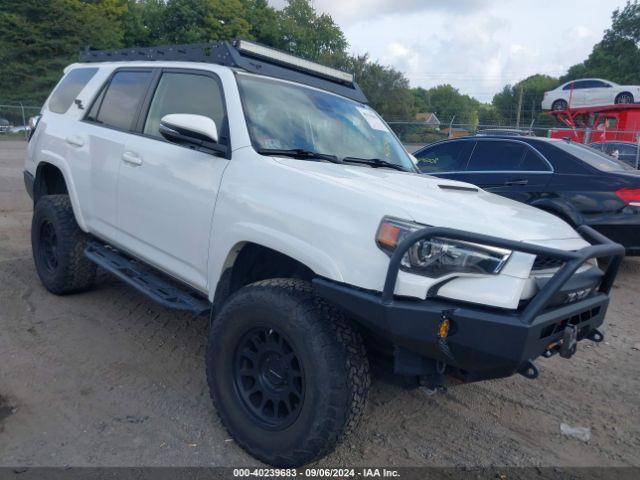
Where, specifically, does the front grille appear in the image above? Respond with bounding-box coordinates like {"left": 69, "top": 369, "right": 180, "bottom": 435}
{"left": 532, "top": 255, "right": 564, "bottom": 271}
{"left": 539, "top": 305, "right": 601, "bottom": 339}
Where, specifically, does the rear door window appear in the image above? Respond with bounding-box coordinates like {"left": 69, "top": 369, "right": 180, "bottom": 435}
{"left": 520, "top": 149, "right": 550, "bottom": 171}
{"left": 415, "top": 141, "right": 472, "bottom": 173}
{"left": 89, "top": 70, "right": 153, "bottom": 131}
{"left": 48, "top": 68, "right": 98, "bottom": 114}
{"left": 466, "top": 141, "right": 527, "bottom": 171}
{"left": 143, "top": 72, "right": 226, "bottom": 142}
{"left": 554, "top": 141, "right": 636, "bottom": 172}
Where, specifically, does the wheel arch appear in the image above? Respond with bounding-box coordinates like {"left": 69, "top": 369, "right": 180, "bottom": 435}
{"left": 33, "top": 160, "right": 88, "bottom": 231}
{"left": 212, "top": 241, "right": 320, "bottom": 309}
{"left": 615, "top": 91, "right": 634, "bottom": 103}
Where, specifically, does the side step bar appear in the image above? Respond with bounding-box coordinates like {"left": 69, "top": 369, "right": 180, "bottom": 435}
{"left": 84, "top": 241, "right": 211, "bottom": 315}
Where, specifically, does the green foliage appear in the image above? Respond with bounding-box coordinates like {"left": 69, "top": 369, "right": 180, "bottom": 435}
{"left": 0, "top": 0, "right": 127, "bottom": 104}
{"left": 162, "top": 0, "right": 252, "bottom": 44}
{"left": 3, "top": 0, "right": 635, "bottom": 131}
{"left": 278, "top": 0, "right": 347, "bottom": 61}
{"left": 492, "top": 74, "right": 558, "bottom": 126}
{"left": 413, "top": 84, "right": 480, "bottom": 125}
{"left": 334, "top": 55, "right": 413, "bottom": 120}
{"left": 561, "top": 0, "right": 640, "bottom": 85}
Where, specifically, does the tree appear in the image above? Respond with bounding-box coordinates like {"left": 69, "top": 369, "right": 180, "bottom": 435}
{"left": 0, "top": 0, "right": 127, "bottom": 104}
{"left": 274, "top": 0, "right": 347, "bottom": 61}
{"left": 562, "top": 1, "right": 640, "bottom": 85}
{"left": 122, "top": 0, "right": 166, "bottom": 47}
{"left": 416, "top": 84, "right": 479, "bottom": 125}
{"left": 328, "top": 54, "right": 413, "bottom": 121}
{"left": 477, "top": 104, "right": 503, "bottom": 126}
{"left": 163, "top": 0, "right": 252, "bottom": 44}
{"left": 491, "top": 75, "right": 558, "bottom": 126}
{"left": 240, "top": 0, "right": 279, "bottom": 46}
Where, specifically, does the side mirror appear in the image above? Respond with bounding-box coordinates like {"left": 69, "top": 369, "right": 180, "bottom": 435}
{"left": 159, "top": 113, "right": 219, "bottom": 147}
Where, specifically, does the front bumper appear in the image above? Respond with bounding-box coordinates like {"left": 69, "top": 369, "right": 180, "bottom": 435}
{"left": 314, "top": 225, "right": 624, "bottom": 381}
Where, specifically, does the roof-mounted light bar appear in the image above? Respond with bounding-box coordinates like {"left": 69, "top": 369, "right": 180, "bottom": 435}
{"left": 235, "top": 40, "right": 354, "bottom": 84}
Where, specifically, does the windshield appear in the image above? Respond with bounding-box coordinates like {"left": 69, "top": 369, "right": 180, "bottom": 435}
{"left": 237, "top": 73, "right": 414, "bottom": 170}
{"left": 554, "top": 140, "right": 637, "bottom": 172}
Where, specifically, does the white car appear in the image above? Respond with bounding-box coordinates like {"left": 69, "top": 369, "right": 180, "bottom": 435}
{"left": 24, "top": 40, "right": 623, "bottom": 467}
{"left": 542, "top": 78, "right": 640, "bottom": 111}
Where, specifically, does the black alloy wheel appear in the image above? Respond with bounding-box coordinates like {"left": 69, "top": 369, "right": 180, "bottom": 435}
{"left": 233, "top": 327, "right": 304, "bottom": 430}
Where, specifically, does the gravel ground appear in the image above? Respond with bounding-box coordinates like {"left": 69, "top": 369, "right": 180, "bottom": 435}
{"left": 0, "top": 140, "right": 639, "bottom": 467}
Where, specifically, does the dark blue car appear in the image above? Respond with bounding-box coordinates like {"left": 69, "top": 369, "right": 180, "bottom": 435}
{"left": 414, "top": 136, "right": 640, "bottom": 254}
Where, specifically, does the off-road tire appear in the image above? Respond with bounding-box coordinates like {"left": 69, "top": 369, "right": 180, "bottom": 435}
{"left": 31, "top": 195, "right": 96, "bottom": 294}
{"left": 206, "top": 278, "right": 370, "bottom": 467}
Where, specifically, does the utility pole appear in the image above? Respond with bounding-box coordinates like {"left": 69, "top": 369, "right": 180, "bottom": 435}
{"left": 516, "top": 86, "right": 524, "bottom": 128}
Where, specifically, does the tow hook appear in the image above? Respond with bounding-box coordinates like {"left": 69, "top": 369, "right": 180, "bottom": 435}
{"left": 559, "top": 324, "right": 578, "bottom": 359}
{"left": 518, "top": 359, "right": 539, "bottom": 380}
{"left": 587, "top": 328, "right": 604, "bottom": 343}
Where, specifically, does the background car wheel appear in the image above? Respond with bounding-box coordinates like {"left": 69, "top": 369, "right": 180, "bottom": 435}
{"left": 206, "top": 278, "right": 370, "bottom": 467}
{"left": 615, "top": 92, "right": 634, "bottom": 104}
{"left": 31, "top": 195, "right": 96, "bottom": 294}
{"left": 552, "top": 99, "right": 568, "bottom": 111}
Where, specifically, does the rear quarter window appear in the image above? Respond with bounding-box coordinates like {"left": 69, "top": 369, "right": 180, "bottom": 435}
{"left": 553, "top": 141, "right": 637, "bottom": 173}
{"left": 48, "top": 68, "right": 99, "bottom": 114}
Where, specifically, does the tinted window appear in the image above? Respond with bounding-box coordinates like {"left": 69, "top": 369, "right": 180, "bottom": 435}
{"left": 466, "top": 141, "right": 527, "bottom": 171}
{"left": 520, "top": 149, "right": 550, "bottom": 171}
{"left": 94, "top": 71, "right": 152, "bottom": 131}
{"left": 589, "top": 143, "right": 604, "bottom": 152}
{"left": 48, "top": 68, "right": 98, "bottom": 114}
{"left": 144, "top": 72, "right": 226, "bottom": 141}
{"left": 572, "top": 81, "right": 589, "bottom": 89}
{"left": 415, "top": 141, "right": 471, "bottom": 172}
{"left": 591, "top": 80, "right": 610, "bottom": 88}
{"left": 618, "top": 144, "right": 637, "bottom": 155}
{"left": 554, "top": 141, "right": 636, "bottom": 172}
{"left": 562, "top": 82, "right": 574, "bottom": 91}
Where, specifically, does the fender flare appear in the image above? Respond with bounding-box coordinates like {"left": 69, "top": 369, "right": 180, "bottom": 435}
{"left": 208, "top": 225, "right": 344, "bottom": 301}
{"left": 34, "top": 158, "right": 88, "bottom": 232}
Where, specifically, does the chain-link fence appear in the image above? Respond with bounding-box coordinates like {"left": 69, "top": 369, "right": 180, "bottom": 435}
{"left": 0, "top": 104, "right": 42, "bottom": 141}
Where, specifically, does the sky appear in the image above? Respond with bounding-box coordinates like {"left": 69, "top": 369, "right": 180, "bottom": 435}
{"left": 270, "top": 0, "right": 628, "bottom": 102}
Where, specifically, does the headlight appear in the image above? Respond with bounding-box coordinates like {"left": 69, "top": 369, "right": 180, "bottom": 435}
{"left": 375, "top": 217, "right": 512, "bottom": 278}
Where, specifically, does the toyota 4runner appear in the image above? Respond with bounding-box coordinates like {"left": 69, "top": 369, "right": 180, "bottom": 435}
{"left": 23, "top": 40, "right": 624, "bottom": 467}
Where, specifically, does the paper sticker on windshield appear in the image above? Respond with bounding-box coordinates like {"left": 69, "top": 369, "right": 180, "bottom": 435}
{"left": 356, "top": 106, "right": 388, "bottom": 132}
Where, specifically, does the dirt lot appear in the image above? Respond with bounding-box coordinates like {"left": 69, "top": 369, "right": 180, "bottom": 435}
{"left": 1, "top": 140, "right": 639, "bottom": 467}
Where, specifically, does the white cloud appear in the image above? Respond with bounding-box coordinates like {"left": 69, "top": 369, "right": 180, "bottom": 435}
{"left": 269, "top": 0, "right": 628, "bottom": 102}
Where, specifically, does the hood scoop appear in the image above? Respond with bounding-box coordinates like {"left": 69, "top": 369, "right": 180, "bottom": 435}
{"left": 438, "top": 184, "right": 478, "bottom": 192}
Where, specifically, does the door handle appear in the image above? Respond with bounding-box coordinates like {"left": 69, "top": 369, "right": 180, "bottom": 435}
{"left": 504, "top": 179, "right": 528, "bottom": 186}
{"left": 66, "top": 136, "right": 84, "bottom": 147}
{"left": 122, "top": 151, "right": 143, "bottom": 166}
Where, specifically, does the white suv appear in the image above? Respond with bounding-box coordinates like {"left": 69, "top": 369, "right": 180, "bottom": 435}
{"left": 24, "top": 41, "right": 624, "bottom": 467}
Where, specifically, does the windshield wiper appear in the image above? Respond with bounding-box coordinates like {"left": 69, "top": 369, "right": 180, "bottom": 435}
{"left": 342, "top": 156, "right": 409, "bottom": 172}
{"left": 257, "top": 148, "right": 342, "bottom": 164}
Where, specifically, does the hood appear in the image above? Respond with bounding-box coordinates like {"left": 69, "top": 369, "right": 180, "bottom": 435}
{"left": 273, "top": 157, "right": 584, "bottom": 245}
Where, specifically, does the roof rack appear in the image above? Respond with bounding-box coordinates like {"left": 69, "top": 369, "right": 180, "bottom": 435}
{"left": 80, "top": 40, "right": 368, "bottom": 104}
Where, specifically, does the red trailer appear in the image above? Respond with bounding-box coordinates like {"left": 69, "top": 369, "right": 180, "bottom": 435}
{"left": 548, "top": 104, "right": 640, "bottom": 144}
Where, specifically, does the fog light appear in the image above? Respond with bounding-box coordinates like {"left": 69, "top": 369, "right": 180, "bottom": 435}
{"left": 437, "top": 318, "right": 450, "bottom": 338}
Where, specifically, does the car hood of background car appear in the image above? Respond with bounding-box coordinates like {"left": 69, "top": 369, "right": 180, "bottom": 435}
{"left": 273, "top": 157, "right": 586, "bottom": 245}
